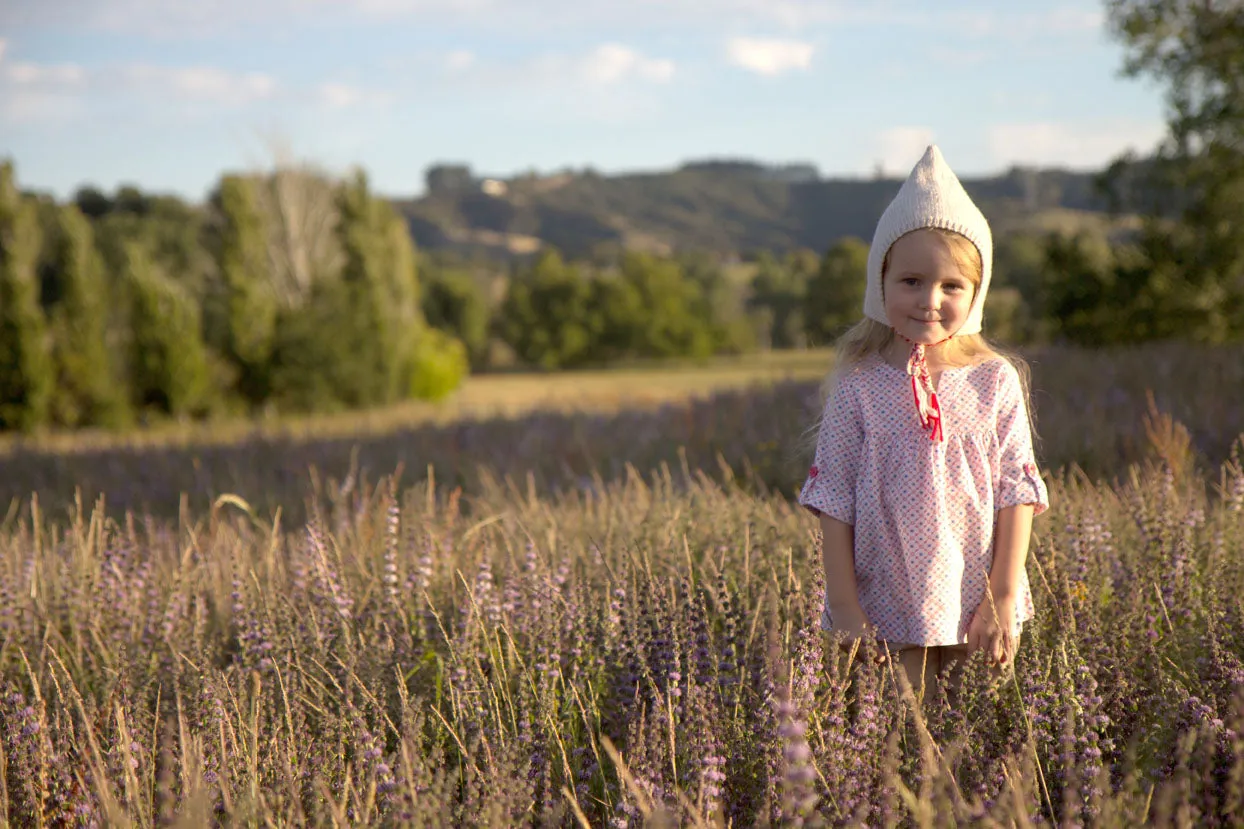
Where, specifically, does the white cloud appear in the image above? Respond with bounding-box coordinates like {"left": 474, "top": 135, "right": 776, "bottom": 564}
{"left": 445, "top": 49, "right": 475, "bottom": 72}
{"left": 1038, "top": 8, "right": 1104, "bottom": 33}
{"left": 956, "top": 13, "right": 997, "bottom": 37}
{"left": 0, "top": 53, "right": 280, "bottom": 125}
{"left": 320, "top": 82, "right": 364, "bottom": 109}
{"left": 725, "top": 37, "right": 814, "bottom": 76}
{"left": 3, "top": 56, "right": 276, "bottom": 104}
{"left": 317, "top": 81, "right": 393, "bottom": 109}
{"left": 93, "top": 64, "right": 280, "bottom": 109}
{"left": 5, "top": 61, "right": 87, "bottom": 86}
{"left": 581, "top": 44, "right": 674, "bottom": 85}
{"left": 0, "top": 46, "right": 90, "bottom": 124}
{"left": 1, "top": 90, "right": 86, "bottom": 125}
{"left": 420, "top": 43, "right": 677, "bottom": 124}
{"left": 446, "top": 43, "right": 676, "bottom": 91}
{"left": 137, "top": 66, "right": 277, "bottom": 103}
{"left": 875, "top": 126, "right": 936, "bottom": 175}
{"left": 1, "top": 42, "right": 85, "bottom": 89}
{"left": 926, "top": 46, "right": 992, "bottom": 68}
{"left": 986, "top": 120, "right": 1167, "bottom": 169}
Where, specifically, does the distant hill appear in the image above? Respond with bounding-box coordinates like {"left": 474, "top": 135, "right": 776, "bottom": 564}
{"left": 391, "top": 160, "right": 1132, "bottom": 260}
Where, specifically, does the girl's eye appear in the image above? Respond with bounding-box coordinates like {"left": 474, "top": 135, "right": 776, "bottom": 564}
{"left": 902, "top": 278, "right": 920, "bottom": 287}
{"left": 944, "top": 283, "right": 965, "bottom": 292}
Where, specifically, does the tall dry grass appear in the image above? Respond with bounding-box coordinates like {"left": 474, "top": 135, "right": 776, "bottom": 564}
{"left": 1, "top": 432, "right": 1242, "bottom": 825}
{"left": 1, "top": 342, "right": 1242, "bottom": 825}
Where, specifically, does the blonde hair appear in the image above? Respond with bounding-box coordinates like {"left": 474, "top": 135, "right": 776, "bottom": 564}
{"left": 801, "top": 227, "right": 1037, "bottom": 457}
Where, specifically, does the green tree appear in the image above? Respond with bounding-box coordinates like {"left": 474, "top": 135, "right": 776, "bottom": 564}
{"left": 1104, "top": 0, "right": 1244, "bottom": 339}
{"left": 0, "top": 162, "right": 53, "bottom": 431}
{"left": 213, "top": 175, "right": 277, "bottom": 406}
{"left": 680, "top": 253, "right": 755, "bottom": 355}
{"left": 1040, "top": 232, "right": 1169, "bottom": 346}
{"left": 94, "top": 189, "right": 212, "bottom": 300}
{"left": 617, "top": 252, "right": 713, "bottom": 359}
{"left": 73, "top": 186, "right": 112, "bottom": 219}
{"left": 124, "top": 243, "right": 213, "bottom": 418}
{"left": 379, "top": 198, "right": 438, "bottom": 400}
{"left": 993, "top": 233, "right": 1052, "bottom": 344}
{"left": 47, "top": 205, "right": 128, "bottom": 428}
{"left": 804, "top": 237, "right": 868, "bottom": 345}
{"left": 422, "top": 265, "right": 491, "bottom": 369}
{"left": 785, "top": 248, "right": 821, "bottom": 281}
{"left": 269, "top": 171, "right": 462, "bottom": 411}
{"left": 981, "top": 287, "right": 1026, "bottom": 345}
{"left": 268, "top": 278, "right": 375, "bottom": 411}
{"left": 748, "top": 252, "right": 805, "bottom": 349}
{"left": 331, "top": 171, "right": 399, "bottom": 405}
{"left": 586, "top": 269, "right": 646, "bottom": 363}
{"left": 335, "top": 169, "right": 428, "bottom": 404}
{"left": 500, "top": 248, "right": 594, "bottom": 369}
{"left": 211, "top": 175, "right": 274, "bottom": 405}
{"left": 407, "top": 327, "right": 469, "bottom": 401}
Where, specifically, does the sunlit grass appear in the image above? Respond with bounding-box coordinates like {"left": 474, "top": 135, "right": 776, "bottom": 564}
{"left": 0, "top": 435, "right": 1241, "bottom": 825}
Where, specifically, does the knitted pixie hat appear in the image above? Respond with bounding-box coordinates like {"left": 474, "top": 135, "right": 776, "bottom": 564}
{"left": 863, "top": 145, "right": 993, "bottom": 336}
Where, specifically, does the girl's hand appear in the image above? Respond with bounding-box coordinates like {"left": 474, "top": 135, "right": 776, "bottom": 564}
{"left": 833, "top": 604, "right": 884, "bottom": 661}
{"left": 967, "top": 593, "right": 1018, "bottom": 666}
{"left": 833, "top": 603, "right": 873, "bottom": 641}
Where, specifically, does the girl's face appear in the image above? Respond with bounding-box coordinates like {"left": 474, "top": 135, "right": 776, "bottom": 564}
{"left": 882, "top": 229, "right": 977, "bottom": 345}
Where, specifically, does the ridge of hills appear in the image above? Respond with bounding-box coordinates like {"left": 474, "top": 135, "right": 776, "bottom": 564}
{"left": 392, "top": 159, "right": 1137, "bottom": 260}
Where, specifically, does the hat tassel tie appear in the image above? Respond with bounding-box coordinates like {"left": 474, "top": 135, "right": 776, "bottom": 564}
{"left": 905, "top": 341, "right": 945, "bottom": 443}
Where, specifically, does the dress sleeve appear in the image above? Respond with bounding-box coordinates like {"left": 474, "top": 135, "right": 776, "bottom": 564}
{"left": 798, "top": 374, "right": 863, "bottom": 524}
{"left": 994, "top": 362, "right": 1049, "bottom": 515}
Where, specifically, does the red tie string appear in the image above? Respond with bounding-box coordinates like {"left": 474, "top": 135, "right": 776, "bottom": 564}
{"left": 898, "top": 334, "right": 951, "bottom": 442}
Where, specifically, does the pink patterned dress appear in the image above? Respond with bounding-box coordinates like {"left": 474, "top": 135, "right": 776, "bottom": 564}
{"left": 799, "top": 353, "right": 1049, "bottom": 647}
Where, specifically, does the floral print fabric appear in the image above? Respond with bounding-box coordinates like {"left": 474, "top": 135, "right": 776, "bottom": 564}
{"left": 800, "top": 353, "right": 1049, "bottom": 646}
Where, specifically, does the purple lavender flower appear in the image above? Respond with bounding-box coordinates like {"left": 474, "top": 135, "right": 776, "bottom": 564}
{"left": 774, "top": 692, "right": 821, "bottom": 826}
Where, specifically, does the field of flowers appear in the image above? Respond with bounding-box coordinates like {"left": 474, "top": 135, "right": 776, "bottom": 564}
{"left": 1, "top": 342, "right": 1243, "bottom": 826}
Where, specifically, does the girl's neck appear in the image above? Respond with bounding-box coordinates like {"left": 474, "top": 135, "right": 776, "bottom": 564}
{"left": 881, "top": 335, "right": 958, "bottom": 371}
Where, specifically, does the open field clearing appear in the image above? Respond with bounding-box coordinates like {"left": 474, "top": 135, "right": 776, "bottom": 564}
{"left": 0, "top": 349, "right": 835, "bottom": 457}
{"left": 0, "top": 343, "right": 1241, "bottom": 522}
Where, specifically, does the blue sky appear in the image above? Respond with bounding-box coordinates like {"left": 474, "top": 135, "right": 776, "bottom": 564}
{"left": 0, "top": 0, "right": 1168, "bottom": 202}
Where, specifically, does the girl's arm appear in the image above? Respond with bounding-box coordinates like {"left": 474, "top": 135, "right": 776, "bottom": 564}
{"left": 989, "top": 503, "right": 1034, "bottom": 603}
{"left": 968, "top": 502, "right": 1034, "bottom": 662}
{"left": 819, "top": 514, "right": 869, "bottom": 632}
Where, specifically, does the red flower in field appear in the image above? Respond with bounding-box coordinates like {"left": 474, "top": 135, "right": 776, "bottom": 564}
{"left": 808, "top": 465, "right": 819, "bottom": 479}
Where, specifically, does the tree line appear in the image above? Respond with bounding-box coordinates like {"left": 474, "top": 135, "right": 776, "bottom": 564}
{"left": 0, "top": 155, "right": 1075, "bottom": 434}
{"left": 0, "top": 162, "right": 467, "bottom": 432}
{"left": 419, "top": 217, "right": 1237, "bottom": 375}
{"left": 2, "top": 160, "right": 1243, "bottom": 434}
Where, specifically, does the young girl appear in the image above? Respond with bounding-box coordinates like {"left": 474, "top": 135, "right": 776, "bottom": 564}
{"left": 800, "top": 145, "right": 1049, "bottom": 696}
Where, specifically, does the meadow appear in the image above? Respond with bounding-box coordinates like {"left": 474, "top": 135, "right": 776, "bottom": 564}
{"left": 1, "top": 342, "right": 1243, "bottom": 827}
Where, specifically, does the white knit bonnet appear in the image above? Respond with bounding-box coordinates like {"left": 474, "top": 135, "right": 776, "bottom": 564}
{"left": 863, "top": 145, "right": 993, "bottom": 336}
